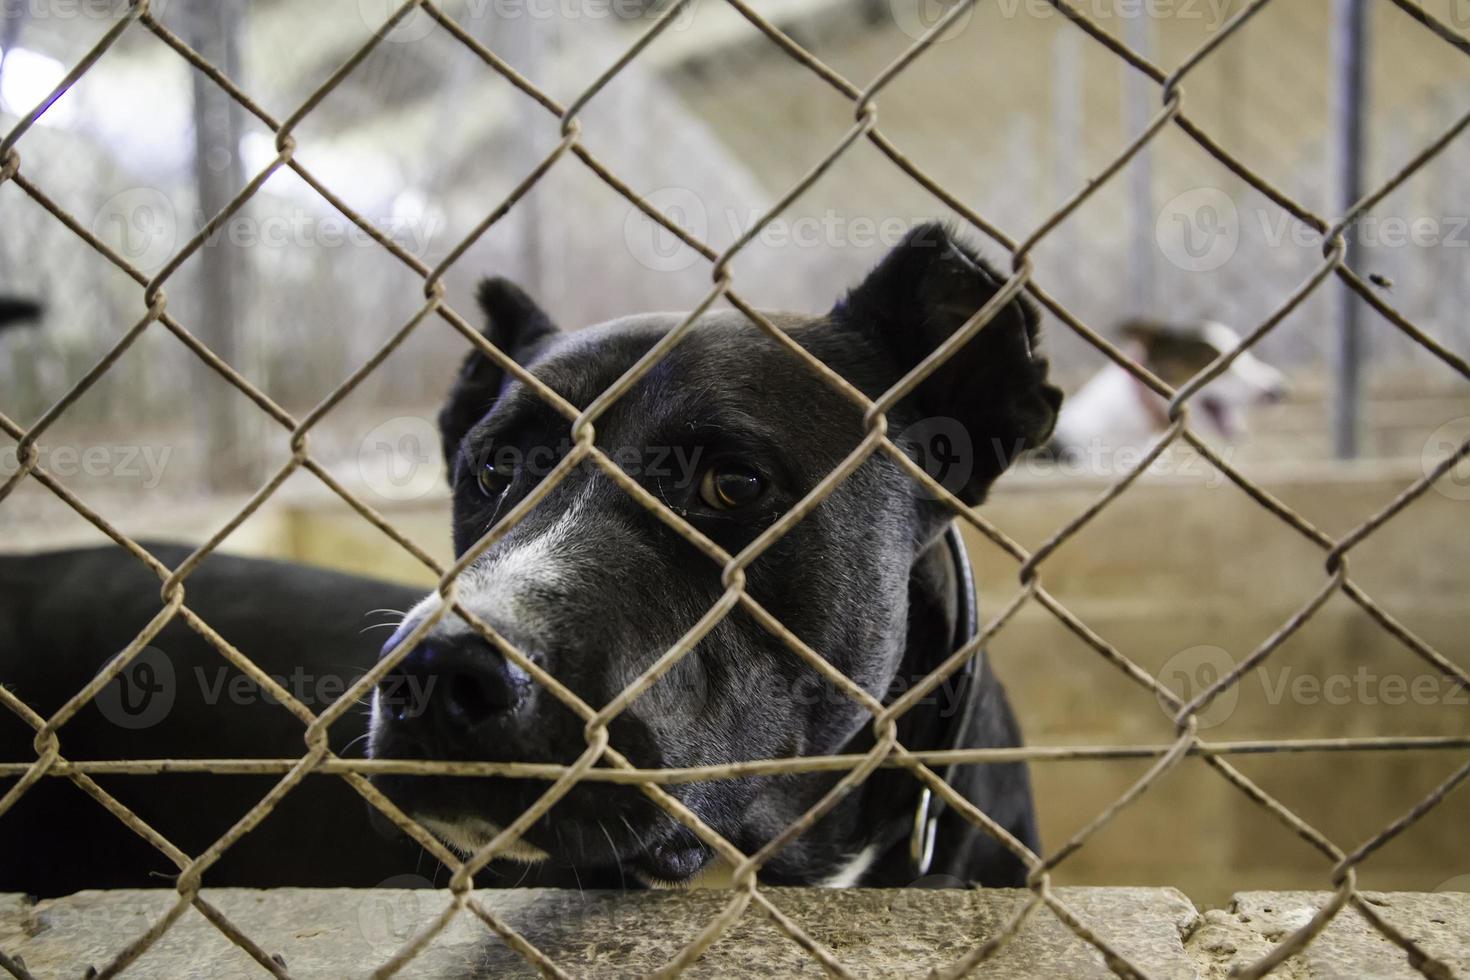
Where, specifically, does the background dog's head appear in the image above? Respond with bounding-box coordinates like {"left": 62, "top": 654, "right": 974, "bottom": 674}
{"left": 368, "top": 222, "right": 1060, "bottom": 884}
{"left": 1120, "top": 318, "right": 1287, "bottom": 441}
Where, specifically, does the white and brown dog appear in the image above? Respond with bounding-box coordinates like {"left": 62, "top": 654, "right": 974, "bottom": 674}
{"left": 1045, "top": 318, "right": 1287, "bottom": 467}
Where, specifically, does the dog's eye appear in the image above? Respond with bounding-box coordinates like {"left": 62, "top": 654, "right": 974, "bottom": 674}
{"left": 477, "top": 460, "right": 515, "bottom": 499}
{"left": 698, "top": 464, "right": 765, "bottom": 510}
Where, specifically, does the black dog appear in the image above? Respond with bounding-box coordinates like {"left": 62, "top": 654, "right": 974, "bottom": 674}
{"left": 0, "top": 224, "right": 1057, "bottom": 893}
{"left": 369, "top": 222, "right": 1060, "bottom": 887}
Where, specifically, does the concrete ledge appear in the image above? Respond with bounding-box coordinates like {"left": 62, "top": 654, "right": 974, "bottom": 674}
{"left": 1, "top": 887, "right": 1465, "bottom": 978}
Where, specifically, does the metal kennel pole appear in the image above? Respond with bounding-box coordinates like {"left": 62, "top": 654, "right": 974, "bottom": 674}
{"left": 1330, "top": 0, "right": 1369, "bottom": 460}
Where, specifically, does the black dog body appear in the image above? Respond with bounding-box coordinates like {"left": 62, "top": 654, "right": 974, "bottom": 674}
{"left": 0, "top": 545, "right": 430, "bottom": 895}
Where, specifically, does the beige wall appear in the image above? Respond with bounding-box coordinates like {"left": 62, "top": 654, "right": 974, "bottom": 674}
{"left": 968, "top": 461, "right": 1469, "bottom": 904}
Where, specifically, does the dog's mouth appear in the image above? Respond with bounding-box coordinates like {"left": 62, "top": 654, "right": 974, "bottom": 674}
{"left": 367, "top": 764, "right": 720, "bottom": 886}
{"left": 411, "top": 808, "right": 715, "bottom": 885}
{"left": 415, "top": 815, "right": 552, "bottom": 864}
{"left": 365, "top": 645, "right": 730, "bottom": 887}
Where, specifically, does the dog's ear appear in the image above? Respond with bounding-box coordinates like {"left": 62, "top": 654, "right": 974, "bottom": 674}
{"left": 836, "top": 222, "right": 1062, "bottom": 504}
{"left": 1118, "top": 318, "right": 1173, "bottom": 346}
{"left": 438, "top": 277, "right": 560, "bottom": 470}
{"left": 1119, "top": 318, "right": 1218, "bottom": 371}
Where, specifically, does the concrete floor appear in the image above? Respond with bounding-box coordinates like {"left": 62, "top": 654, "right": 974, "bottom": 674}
{"left": 3, "top": 886, "right": 1467, "bottom": 978}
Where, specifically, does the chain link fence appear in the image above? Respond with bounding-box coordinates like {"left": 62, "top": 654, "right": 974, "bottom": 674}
{"left": 1, "top": 0, "right": 1468, "bottom": 977}
{"left": 670, "top": 0, "right": 1470, "bottom": 382}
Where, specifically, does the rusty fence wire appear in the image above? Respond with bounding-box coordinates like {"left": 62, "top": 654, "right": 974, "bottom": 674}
{"left": 2, "top": 0, "right": 1469, "bottom": 977}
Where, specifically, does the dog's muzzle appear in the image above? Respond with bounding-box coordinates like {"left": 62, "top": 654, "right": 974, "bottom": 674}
{"left": 377, "top": 625, "right": 533, "bottom": 751}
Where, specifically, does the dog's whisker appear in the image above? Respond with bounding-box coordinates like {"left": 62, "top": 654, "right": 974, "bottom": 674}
{"left": 359, "top": 622, "right": 402, "bottom": 634}
{"left": 511, "top": 860, "right": 534, "bottom": 887}
{"left": 568, "top": 857, "right": 584, "bottom": 901}
{"left": 619, "top": 813, "right": 651, "bottom": 862}
{"left": 654, "top": 479, "right": 688, "bottom": 519}
{"left": 598, "top": 819, "right": 626, "bottom": 894}
{"left": 339, "top": 732, "right": 371, "bottom": 756}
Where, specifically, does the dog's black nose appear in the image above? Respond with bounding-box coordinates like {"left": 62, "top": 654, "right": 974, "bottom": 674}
{"left": 379, "top": 631, "right": 531, "bottom": 736}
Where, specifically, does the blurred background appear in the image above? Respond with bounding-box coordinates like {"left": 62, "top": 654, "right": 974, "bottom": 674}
{"left": 1, "top": 0, "right": 1467, "bottom": 906}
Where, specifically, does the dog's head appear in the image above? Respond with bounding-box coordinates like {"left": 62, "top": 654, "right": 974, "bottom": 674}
{"left": 1120, "top": 318, "right": 1287, "bottom": 441}
{"left": 368, "top": 223, "right": 1060, "bottom": 884}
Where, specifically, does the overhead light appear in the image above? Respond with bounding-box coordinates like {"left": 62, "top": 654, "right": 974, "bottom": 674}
{"left": 0, "top": 47, "right": 78, "bottom": 127}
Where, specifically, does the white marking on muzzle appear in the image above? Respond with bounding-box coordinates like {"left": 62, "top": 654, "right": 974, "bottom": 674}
{"left": 419, "top": 816, "right": 550, "bottom": 864}
{"left": 393, "top": 487, "right": 595, "bottom": 647}
{"left": 369, "top": 491, "right": 594, "bottom": 857}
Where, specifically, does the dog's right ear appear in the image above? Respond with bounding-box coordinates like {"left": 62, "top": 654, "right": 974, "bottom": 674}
{"left": 438, "top": 277, "right": 559, "bottom": 470}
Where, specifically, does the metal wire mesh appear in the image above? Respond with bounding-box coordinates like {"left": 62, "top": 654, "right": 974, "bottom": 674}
{"left": 1, "top": 0, "right": 1468, "bottom": 977}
